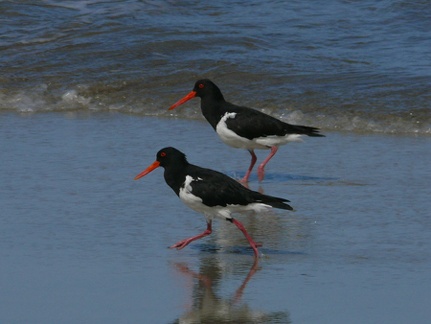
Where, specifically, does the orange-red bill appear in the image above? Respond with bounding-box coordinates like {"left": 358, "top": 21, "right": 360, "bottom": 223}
{"left": 168, "top": 90, "right": 197, "bottom": 110}
{"left": 134, "top": 160, "right": 160, "bottom": 180}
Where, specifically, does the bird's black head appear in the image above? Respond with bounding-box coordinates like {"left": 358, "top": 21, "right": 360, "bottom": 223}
{"left": 168, "top": 79, "right": 225, "bottom": 111}
{"left": 134, "top": 147, "right": 189, "bottom": 180}
{"left": 192, "top": 79, "right": 224, "bottom": 100}
{"left": 156, "top": 147, "right": 188, "bottom": 168}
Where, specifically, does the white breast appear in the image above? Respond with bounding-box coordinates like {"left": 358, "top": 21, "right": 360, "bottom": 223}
{"left": 216, "top": 112, "right": 261, "bottom": 149}
{"left": 179, "top": 175, "right": 203, "bottom": 209}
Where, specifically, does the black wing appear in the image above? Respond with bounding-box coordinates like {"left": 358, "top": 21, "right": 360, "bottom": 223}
{"left": 187, "top": 165, "right": 292, "bottom": 210}
{"left": 224, "top": 103, "right": 324, "bottom": 139}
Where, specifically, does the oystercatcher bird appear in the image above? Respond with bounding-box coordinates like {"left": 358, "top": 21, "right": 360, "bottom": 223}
{"left": 134, "top": 147, "right": 293, "bottom": 258}
{"left": 169, "top": 79, "right": 325, "bottom": 182}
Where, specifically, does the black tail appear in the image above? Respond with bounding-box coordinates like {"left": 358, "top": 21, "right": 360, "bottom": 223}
{"left": 289, "top": 125, "right": 325, "bottom": 137}
{"left": 254, "top": 193, "right": 294, "bottom": 211}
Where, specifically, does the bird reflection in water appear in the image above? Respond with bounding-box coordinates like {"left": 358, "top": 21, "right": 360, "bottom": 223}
{"left": 170, "top": 257, "right": 290, "bottom": 323}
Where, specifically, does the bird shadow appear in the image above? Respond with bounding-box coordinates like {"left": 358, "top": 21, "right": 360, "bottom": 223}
{"left": 191, "top": 243, "right": 306, "bottom": 257}
{"left": 226, "top": 171, "right": 338, "bottom": 183}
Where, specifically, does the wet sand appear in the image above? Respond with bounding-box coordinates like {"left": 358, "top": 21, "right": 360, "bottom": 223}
{"left": 1, "top": 112, "right": 430, "bottom": 323}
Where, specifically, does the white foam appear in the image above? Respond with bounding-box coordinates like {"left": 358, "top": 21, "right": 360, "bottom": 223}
{"left": 60, "top": 90, "right": 91, "bottom": 108}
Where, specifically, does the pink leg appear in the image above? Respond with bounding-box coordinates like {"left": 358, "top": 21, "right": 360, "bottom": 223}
{"left": 240, "top": 149, "right": 257, "bottom": 183}
{"left": 257, "top": 146, "right": 278, "bottom": 182}
{"left": 231, "top": 218, "right": 261, "bottom": 258}
{"left": 170, "top": 221, "right": 212, "bottom": 250}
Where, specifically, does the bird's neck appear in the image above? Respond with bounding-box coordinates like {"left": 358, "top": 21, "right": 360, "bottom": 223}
{"left": 163, "top": 164, "right": 188, "bottom": 196}
{"left": 200, "top": 96, "right": 227, "bottom": 130}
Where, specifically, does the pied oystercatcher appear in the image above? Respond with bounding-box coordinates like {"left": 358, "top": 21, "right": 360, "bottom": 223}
{"left": 134, "top": 147, "right": 293, "bottom": 258}
{"left": 169, "top": 79, "right": 325, "bottom": 182}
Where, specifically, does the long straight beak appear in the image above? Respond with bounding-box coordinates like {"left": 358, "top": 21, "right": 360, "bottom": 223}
{"left": 134, "top": 161, "right": 160, "bottom": 180}
{"left": 168, "top": 90, "right": 197, "bottom": 110}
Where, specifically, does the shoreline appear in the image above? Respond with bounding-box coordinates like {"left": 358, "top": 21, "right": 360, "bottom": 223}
{"left": 1, "top": 110, "right": 430, "bottom": 137}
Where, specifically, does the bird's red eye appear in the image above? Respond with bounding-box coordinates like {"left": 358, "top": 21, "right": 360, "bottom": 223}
{"left": 198, "top": 83, "right": 204, "bottom": 89}
{"left": 160, "top": 152, "right": 166, "bottom": 157}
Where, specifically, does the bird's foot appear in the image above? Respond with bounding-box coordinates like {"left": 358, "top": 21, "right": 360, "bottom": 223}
{"left": 169, "top": 239, "right": 191, "bottom": 250}
{"left": 169, "top": 227, "right": 212, "bottom": 250}
{"left": 251, "top": 242, "right": 263, "bottom": 258}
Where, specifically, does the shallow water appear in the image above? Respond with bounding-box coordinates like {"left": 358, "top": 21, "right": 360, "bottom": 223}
{"left": 1, "top": 1, "right": 430, "bottom": 134}
{"left": 1, "top": 112, "right": 430, "bottom": 323}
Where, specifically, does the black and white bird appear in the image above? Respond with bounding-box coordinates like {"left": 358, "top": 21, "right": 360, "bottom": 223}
{"left": 134, "top": 147, "right": 293, "bottom": 258}
{"left": 169, "top": 79, "right": 324, "bottom": 183}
